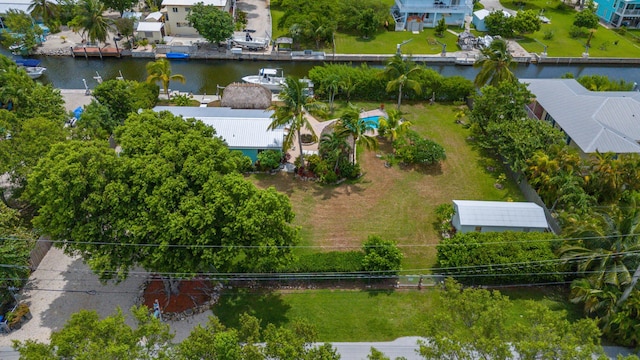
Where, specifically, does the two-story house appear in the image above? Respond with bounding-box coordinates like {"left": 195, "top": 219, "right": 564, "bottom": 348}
{"left": 390, "top": 0, "right": 473, "bottom": 31}
{"left": 595, "top": 0, "right": 640, "bottom": 28}
{"left": 161, "top": 0, "right": 231, "bottom": 36}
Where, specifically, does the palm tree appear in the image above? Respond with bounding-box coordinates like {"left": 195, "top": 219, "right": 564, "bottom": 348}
{"left": 473, "top": 38, "right": 516, "bottom": 88}
{"left": 28, "top": 0, "right": 58, "bottom": 25}
{"left": 146, "top": 58, "right": 186, "bottom": 100}
{"left": 378, "top": 108, "right": 412, "bottom": 142}
{"left": 335, "top": 104, "right": 378, "bottom": 164}
{"left": 339, "top": 75, "right": 358, "bottom": 102}
{"left": 586, "top": 151, "right": 624, "bottom": 204}
{"left": 73, "top": 0, "right": 112, "bottom": 44}
{"left": 382, "top": 54, "right": 423, "bottom": 110}
{"left": 268, "top": 77, "right": 324, "bottom": 169}
{"left": 319, "top": 131, "right": 350, "bottom": 172}
{"left": 324, "top": 73, "right": 340, "bottom": 113}
{"left": 560, "top": 192, "right": 640, "bottom": 301}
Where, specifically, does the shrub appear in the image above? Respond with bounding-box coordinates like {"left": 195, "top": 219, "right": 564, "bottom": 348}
{"left": 256, "top": 150, "right": 283, "bottom": 171}
{"left": 573, "top": 9, "right": 599, "bottom": 29}
{"left": 543, "top": 29, "right": 554, "bottom": 40}
{"left": 436, "top": 231, "right": 563, "bottom": 285}
{"left": 569, "top": 25, "right": 590, "bottom": 38}
{"left": 393, "top": 130, "right": 446, "bottom": 165}
{"left": 434, "top": 203, "right": 455, "bottom": 237}
{"left": 362, "top": 235, "right": 403, "bottom": 274}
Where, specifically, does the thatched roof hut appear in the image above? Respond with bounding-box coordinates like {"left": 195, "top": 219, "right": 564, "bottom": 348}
{"left": 221, "top": 83, "right": 272, "bottom": 109}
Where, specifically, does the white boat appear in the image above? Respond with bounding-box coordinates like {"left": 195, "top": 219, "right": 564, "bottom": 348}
{"left": 21, "top": 66, "right": 47, "bottom": 79}
{"left": 242, "top": 68, "right": 285, "bottom": 91}
{"left": 231, "top": 33, "right": 270, "bottom": 50}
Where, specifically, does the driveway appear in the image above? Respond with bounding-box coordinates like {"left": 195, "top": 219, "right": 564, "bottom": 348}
{"left": 236, "top": 0, "right": 272, "bottom": 39}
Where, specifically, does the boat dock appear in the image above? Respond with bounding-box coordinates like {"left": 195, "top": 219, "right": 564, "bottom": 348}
{"left": 71, "top": 45, "right": 122, "bottom": 59}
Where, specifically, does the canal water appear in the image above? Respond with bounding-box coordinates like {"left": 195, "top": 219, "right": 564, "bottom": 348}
{"left": 4, "top": 48, "right": 640, "bottom": 93}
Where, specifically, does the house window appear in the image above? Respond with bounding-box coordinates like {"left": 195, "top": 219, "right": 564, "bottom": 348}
{"left": 475, "top": 226, "right": 482, "bottom": 232}
{"left": 185, "top": 7, "right": 191, "bottom": 12}
{"left": 165, "top": 13, "right": 169, "bottom": 20}
{"left": 176, "top": 22, "right": 190, "bottom": 27}
{"left": 172, "top": 7, "right": 178, "bottom": 12}
{"left": 144, "top": 31, "right": 153, "bottom": 37}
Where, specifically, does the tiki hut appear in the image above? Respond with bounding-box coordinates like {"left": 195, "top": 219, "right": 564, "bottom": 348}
{"left": 221, "top": 83, "right": 272, "bottom": 109}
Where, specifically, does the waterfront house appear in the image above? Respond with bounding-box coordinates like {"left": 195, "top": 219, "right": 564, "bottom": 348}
{"left": 596, "top": 0, "right": 640, "bottom": 28}
{"left": 390, "top": 0, "right": 473, "bottom": 31}
{"left": 521, "top": 78, "right": 640, "bottom": 155}
{"left": 153, "top": 106, "right": 282, "bottom": 162}
{"left": 161, "top": 0, "right": 231, "bottom": 36}
{"left": 136, "top": 12, "right": 165, "bottom": 43}
{"left": 452, "top": 200, "right": 549, "bottom": 233}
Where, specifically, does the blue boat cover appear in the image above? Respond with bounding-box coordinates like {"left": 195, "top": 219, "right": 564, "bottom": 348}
{"left": 73, "top": 106, "right": 83, "bottom": 119}
{"left": 15, "top": 59, "right": 41, "bottom": 67}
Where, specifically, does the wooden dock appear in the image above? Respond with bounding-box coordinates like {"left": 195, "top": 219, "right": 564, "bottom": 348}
{"left": 72, "top": 45, "right": 122, "bottom": 59}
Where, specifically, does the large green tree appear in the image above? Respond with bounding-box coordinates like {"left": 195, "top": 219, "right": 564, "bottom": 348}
{"left": 382, "top": 54, "right": 423, "bottom": 110}
{"left": 268, "top": 76, "right": 324, "bottom": 169}
{"left": 26, "top": 110, "right": 298, "bottom": 294}
{"left": 13, "top": 306, "right": 174, "bottom": 358}
{"left": 473, "top": 38, "right": 516, "bottom": 88}
{"left": 92, "top": 79, "right": 159, "bottom": 125}
{"left": 69, "top": 0, "right": 112, "bottom": 44}
{"left": 186, "top": 3, "right": 234, "bottom": 44}
{"left": 101, "top": 0, "right": 137, "bottom": 16}
{"left": 27, "top": 0, "right": 58, "bottom": 25}
{"left": 146, "top": 58, "right": 185, "bottom": 100}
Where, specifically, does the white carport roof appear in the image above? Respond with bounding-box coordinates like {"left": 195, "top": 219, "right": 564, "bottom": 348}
{"left": 453, "top": 200, "right": 549, "bottom": 229}
{"left": 137, "top": 22, "right": 164, "bottom": 32}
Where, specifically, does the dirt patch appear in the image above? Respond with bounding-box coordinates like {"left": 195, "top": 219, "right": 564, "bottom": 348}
{"left": 142, "top": 278, "right": 216, "bottom": 314}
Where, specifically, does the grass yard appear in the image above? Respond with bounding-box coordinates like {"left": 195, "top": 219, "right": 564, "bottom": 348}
{"left": 250, "top": 101, "right": 523, "bottom": 271}
{"left": 501, "top": 0, "right": 640, "bottom": 57}
{"left": 213, "top": 286, "right": 580, "bottom": 341}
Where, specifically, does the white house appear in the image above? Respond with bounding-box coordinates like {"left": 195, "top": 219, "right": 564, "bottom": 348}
{"left": 472, "top": 9, "right": 512, "bottom": 32}
{"left": 390, "top": 0, "right": 473, "bottom": 31}
{"left": 153, "top": 106, "right": 282, "bottom": 162}
{"left": 161, "top": 0, "right": 230, "bottom": 36}
{"left": 452, "top": 200, "right": 549, "bottom": 233}
{"left": 521, "top": 78, "right": 640, "bottom": 155}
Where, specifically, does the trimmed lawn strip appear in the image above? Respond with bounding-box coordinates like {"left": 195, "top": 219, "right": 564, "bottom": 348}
{"left": 213, "top": 287, "right": 579, "bottom": 342}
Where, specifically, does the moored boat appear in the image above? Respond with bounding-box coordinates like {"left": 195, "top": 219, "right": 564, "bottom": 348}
{"left": 22, "top": 66, "right": 47, "bottom": 79}
{"left": 165, "top": 52, "right": 190, "bottom": 59}
{"left": 242, "top": 68, "right": 285, "bottom": 91}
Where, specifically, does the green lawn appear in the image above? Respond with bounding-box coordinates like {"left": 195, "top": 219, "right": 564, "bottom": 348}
{"left": 213, "top": 287, "right": 580, "bottom": 341}
{"left": 251, "top": 102, "right": 522, "bottom": 270}
{"left": 501, "top": 0, "right": 640, "bottom": 57}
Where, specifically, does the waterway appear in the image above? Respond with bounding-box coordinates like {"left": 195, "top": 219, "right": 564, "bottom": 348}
{"left": 5, "top": 50, "right": 640, "bottom": 94}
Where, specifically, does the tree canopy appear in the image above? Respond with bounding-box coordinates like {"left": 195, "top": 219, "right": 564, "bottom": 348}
{"left": 186, "top": 3, "right": 234, "bottom": 44}
{"left": 25, "top": 110, "right": 298, "bottom": 293}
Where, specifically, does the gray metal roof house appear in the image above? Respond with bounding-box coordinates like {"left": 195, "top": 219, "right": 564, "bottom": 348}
{"left": 452, "top": 200, "right": 549, "bottom": 233}
{"left": 153, "top": 106, "right": 282, "bottom": 162}
{"left": 520, "top": 78, "right": 640, "bottom": 155}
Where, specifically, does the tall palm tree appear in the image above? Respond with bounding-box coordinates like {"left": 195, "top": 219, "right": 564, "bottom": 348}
{"left": 586, "top": 151, "right": 624, "bottom": 204}
{"left": 319, "top": 132, "right": 350, "bottom": 172}
{"left": 473, "top": 38, "right": 516, "bottom": 88}
{"left": 339, "top": 75, "right": 358, "bottom": 102}
{"left": 324, "top": 73, "right": 340, "bottom": 113}
{"left": 268, "top": 77, "right": 324, "bottom": 169}
{"left": 560, "top": 192, "right": 640, "bottom": 300}
{"left": 146, "top": 58, "right": 186, "bottom": 99}
{"left": 378, "top": 108, "right": 412, "bottom": 142}
{"left": 28, "top": 0, "right": 58, "bottom": 25}
{"left": 382, "top": 54, "right": 423, "bottom": 110}
{"left": 73, "top": 0, "right": 112, "bottom": 44}
{"left": 335, "top": 104, "right": 378, "bottom": 164}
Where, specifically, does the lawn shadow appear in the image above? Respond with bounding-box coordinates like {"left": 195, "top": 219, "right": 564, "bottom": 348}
{"left": 213, "top": 288, "right": 291, "bottom": 329}
{"left": 364, "top": 287, "right": 396, "bottom": 297}
{"left": 312, "top": 180, "right": 367, "bottom": 200}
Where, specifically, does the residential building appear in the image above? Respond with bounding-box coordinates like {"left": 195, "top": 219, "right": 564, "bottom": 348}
{"left": 452, "top": 200, "right": 549, "bottom": 233}
{"left": 472, "top": 9, "right": 511, "bottom": 32}
{"left": 596, "top": 0, "right": 640, "bottom": 28}
{"left": 521, "top": 78, "right": 640, "bottom": 155}
{"left": 0, "top": 0, "right": 31, "bottom": 31}
{"left": 153, "top": 106, "right": 282, "bottom": 162}
{"left": 161, "top": 0, "right": 230, "bottom": 36}
{"left": 390, "top": 0, "right": 473, "bottom": 31}
{"left": 136, "top": 12, "right": 165, "bottom": 43}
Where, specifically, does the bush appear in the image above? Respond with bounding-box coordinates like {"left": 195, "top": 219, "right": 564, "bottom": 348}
{"left": 256, "top": 150, "right": 283, "bottom": 171}
{"left": 393, "top": 130, "right": 446, "bottom": 165}
{"left": 436, "top": 231, "right": 563, "bottom": 285}
{"left": 569, "top": 25, "right": 590, "bottom": 38}
{"left": 362, "top": 235, "right": 403, "bottom": 274}
{"left": 543, "top": 29, "right": 554, "bottom": 40}
{"left": 434, "top": 203, "right": 455, "bottom": 237}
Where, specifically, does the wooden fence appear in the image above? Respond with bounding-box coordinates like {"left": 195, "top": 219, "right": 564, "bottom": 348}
{"left": 28, "top": 237, "right": 52, "bottom": 271}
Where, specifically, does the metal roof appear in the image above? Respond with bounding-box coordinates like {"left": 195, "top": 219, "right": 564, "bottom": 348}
{"left": 521, "top": 78, "right": 640, "bottom": 154}
{"left": 153, "top": 107, "right": 282, "bottom": 149}
{"left": 0, "top": 0, "right": 30, "bottom": 14}
{"left": 137, "top": 22, "right": 164, "bottom": 32}
{"left": 453, "top": 200, "right": 549, "bottom": 229}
